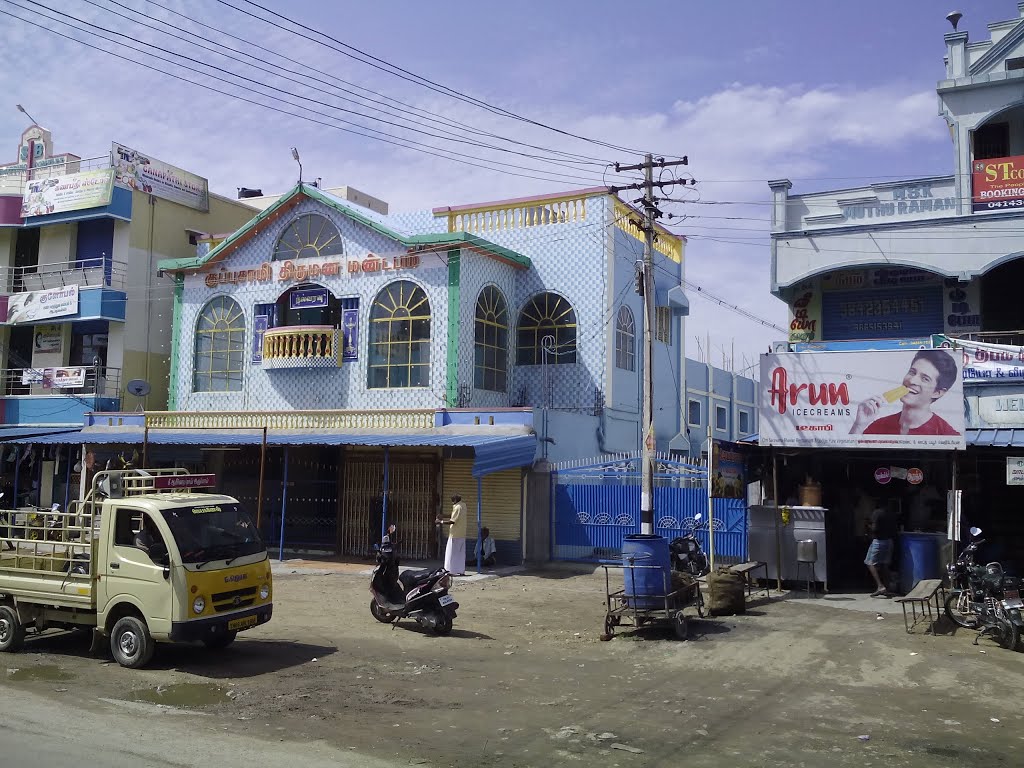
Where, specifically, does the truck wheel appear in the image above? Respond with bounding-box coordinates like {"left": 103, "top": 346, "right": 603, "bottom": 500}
{"left": 0, "top": 605, "right": 25, "bottom": 652}
{"left": 202, "top": 630, "right": 237, "bottom": 650}
{"left": 110, "top": 616, "right": 155, "bottom": 668}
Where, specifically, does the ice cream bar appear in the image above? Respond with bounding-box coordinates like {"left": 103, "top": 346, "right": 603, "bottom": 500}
{"left": 883, "top": 385, "right": 909, "bottom": 403}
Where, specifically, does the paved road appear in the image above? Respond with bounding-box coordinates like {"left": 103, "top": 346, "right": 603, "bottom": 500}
{"left": 0, "top": 686, "right": 400, "bottom": 768}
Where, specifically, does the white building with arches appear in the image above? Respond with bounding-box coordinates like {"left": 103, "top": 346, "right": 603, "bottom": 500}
{"left": 151, "top": 182, "right": 688, "bottom": 561}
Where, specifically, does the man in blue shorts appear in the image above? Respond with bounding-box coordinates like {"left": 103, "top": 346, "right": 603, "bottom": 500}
{"left": 865, "top": 501, "right": 898, "bottom": 598}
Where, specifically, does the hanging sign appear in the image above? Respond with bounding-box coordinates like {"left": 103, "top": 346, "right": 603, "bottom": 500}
{"left": 4, "top": 285, "right": 79, "bottom": 323}
{"left": 933, "top": 334, "right": 1024, "bottom": 385}
{"left": 21, "top": 169, "right": 114, "bottom": 217}
{"left": 1008, "top": 458, "right": 1024, "bottom": 486}
{"left": 33, "top": 324, "right": 62, "bottom": 353}
{"left": 342, "top": 307, "right": 359, "bottom": 362}
{"left": 112, "top": 142, "right": 209, "bottom": 211}
{"left": 710, "top": 440, "right": 745, "bottom": 498}
{"left": 289, "top": 287, "right": 329, "bottom": 310}
{"left": 41, "top": 367, "right": 87, "bottom": 389}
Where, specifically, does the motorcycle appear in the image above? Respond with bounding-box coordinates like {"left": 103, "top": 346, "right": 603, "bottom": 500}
{"left": 669, "top": 513, "right": 711, "bottom": 578}
{"left": 369, "top": 525, "right": 459, "bottom": 635}
{"left": 945, "top": 527, "right": 1023, "bottom": 651}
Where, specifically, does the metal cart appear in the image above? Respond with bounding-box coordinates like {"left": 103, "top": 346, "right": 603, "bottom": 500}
{"left": 601, "top": 562, "right": 705, "bottom": 640}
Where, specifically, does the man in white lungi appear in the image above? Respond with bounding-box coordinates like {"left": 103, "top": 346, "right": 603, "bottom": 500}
{"left": 437, "top": 494, "right": 467, "bottom": 576}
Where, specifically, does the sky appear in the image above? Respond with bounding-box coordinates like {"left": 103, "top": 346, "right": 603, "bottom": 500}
{"left": 0, "top": 0, "right": 1009, "bottom": 378}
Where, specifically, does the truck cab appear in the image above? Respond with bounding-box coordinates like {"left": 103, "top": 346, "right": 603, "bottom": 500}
{"left": 0, "top": 468, "right": 273, "bottom": 668}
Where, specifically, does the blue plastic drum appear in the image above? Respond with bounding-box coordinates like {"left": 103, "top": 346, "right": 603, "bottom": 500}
{"left": 622, "top": 534, "right": 671, "bottom": 609}
{"left": 899, "top": 533, "right": 940, "bottom": 594}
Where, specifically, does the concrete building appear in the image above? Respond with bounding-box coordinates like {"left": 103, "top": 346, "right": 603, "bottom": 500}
{"left": 0, "top": 125, "right": 255, "bottom": 504}
{"left": 765, "top": 4, "right": 1024, "bottom": 579}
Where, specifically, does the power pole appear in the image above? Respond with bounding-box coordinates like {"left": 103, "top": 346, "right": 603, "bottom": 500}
{"left": 610, "top": 154, "right": 691, "bottom": 534}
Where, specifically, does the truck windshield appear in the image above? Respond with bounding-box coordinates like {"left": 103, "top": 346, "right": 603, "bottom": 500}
{"left": 161, "top": 502, "right": 264, "bottom": 565}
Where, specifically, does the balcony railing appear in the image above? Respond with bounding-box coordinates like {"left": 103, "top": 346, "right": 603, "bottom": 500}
{"left": 0, "top": 154, "right": 111, "bottom": 196}
{"left": 0, "top": 257, "right": 126, "bottom": 295}
{"left": 146, "top": 409, "right": 436, "bottom": 430}
{"left": 262, "top": 325, "right": 340, "bottom": 370}
{"left": 1, "top": 367, "right": 121, "bottom": 398}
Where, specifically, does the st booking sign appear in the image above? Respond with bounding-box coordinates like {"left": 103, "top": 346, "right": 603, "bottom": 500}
{"left": 759, "top": 349, "right": 965, "bottom": 450}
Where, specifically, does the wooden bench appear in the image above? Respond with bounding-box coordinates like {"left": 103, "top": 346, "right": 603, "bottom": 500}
{"left": 728, "top": 561, "right": 770, "bottom": 599}
{"left": 894, "top": 578, "right": 945, "bottom": 634}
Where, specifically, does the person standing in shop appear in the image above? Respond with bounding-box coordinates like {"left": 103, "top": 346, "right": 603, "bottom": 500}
{"left": 437, "top": 494, "right": 467, "bottom": 576}
{"left": 865, "top": 500, "right": 899, "bottom": 597}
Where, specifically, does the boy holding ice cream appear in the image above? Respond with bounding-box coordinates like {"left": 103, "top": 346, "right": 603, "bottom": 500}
{"left": 850, "top": 350, "right": 960, "bottom": 436}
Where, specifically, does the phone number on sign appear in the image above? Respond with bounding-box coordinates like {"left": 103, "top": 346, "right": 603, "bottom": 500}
{"left": 980, "top": 199, "right": 1024, "bottom": 209}
{"left": 838, "top": 298, "right": 921, "bottom": 318}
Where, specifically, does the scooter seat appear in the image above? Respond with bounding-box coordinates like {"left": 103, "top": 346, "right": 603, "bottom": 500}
{"left": 399, "top": 568, "right": 435, "bottom": 590}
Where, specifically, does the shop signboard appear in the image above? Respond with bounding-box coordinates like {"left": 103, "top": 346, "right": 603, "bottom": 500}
{"left": 4, "top": 285, "right": 78, "bottom": 323}
{"left": 1007, "top": 458, "right": 1024, "bottom": 486}
{"left": 112, "top": 143, "right": 209, "bottom": 211}
{"left": 972, "top": 155, "right": 1024, "bottom": 213}
{"left": 43, "top": 367, "right": 87, "bottom": 389}
{"left": 710, "top": 440, "right": 745, "bottom": 499}
{"left": 933, "top": 334, "right": 1024, "bottom": 385}
{"left": 20, "top": 168, "right": 114, "bottom": 217}
{"left": 759, "top": 348, "right": 965, "bottom": 450}
{"left": 32, "top": 324, "right": 62, "bottom": 353}
{"left": 793, "top": 338, "right": 931, "bottom": 353}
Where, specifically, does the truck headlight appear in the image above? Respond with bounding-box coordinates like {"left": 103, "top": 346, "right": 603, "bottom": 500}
{"left": 193, "top": 596, "right": 206, "bottom": 614}
{"left": 259, "top": 584, "right": 270, "bottom": 600}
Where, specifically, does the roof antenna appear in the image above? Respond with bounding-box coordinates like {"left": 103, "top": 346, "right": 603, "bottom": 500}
{"left": 946, "top": 11, "right": 963, "bottom": 31}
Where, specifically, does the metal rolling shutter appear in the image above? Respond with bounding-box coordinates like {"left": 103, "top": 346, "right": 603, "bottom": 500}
{"left": 442, "top": 460, "right": 522, "bottom": 560}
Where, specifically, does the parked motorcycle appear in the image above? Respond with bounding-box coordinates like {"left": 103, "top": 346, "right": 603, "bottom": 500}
{"left": 369, "top": 526, "right": 459, "bottom": 635}
{"left": 945, "top": 527, "right": 1023, "bottom": 651}
{"left": 670, "top": 513, "right": 711, "bottom": 578}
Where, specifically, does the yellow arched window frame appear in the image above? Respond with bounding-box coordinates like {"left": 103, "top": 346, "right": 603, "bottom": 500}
{"left": 368, "top": 280, "right": 431, "bottom": 388}
{"left": 273, "top": 214, "right": 344, "bottom": 261}
{"left": 516, "top": 292, "right": 577, "bottom": 365}
{"left": 193, "top": 296, "right": 245, "bottom": 392}
{"left": 474, "top": 285, "right": 509, "bottom": 392}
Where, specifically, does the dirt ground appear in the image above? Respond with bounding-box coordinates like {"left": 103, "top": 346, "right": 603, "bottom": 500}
{"left": 4, "top": 564, "right": 1024, "bottom": 767}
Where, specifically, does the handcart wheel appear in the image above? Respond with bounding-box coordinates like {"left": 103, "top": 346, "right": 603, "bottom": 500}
{"left": 695, "top": 587, "right": 706, "bottom": 618}
{"left": 603, "top": 613, "right": 616, "bottom": 638}
{"left": 673, "top": 611, "right": 689, "bottom": 640}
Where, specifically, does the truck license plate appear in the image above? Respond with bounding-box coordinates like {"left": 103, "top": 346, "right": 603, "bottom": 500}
{"left": 1005, "top": 589, "right": 1020, "bottom": 600}
{"left": 439, "top": 594, "right": 455, "bottom": 607}
{"left": 1003, "top": 598, "right": 1024, "bottom": 609}
{"left": 228, "top": 615, "right": 258, "bottom": 631}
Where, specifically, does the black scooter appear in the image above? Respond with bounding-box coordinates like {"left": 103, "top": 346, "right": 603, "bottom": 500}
{"left": 369, "top": 526, "right": 458, "bottom": 635}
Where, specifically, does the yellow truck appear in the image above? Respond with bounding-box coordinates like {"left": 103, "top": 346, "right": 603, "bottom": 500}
{"left": 0, "top": 468, "right": 272, "bottom": 668}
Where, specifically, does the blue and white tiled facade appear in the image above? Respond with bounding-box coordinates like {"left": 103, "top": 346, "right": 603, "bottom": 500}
{"left": 166, "top": 185, "right": 688, "bottom": 462}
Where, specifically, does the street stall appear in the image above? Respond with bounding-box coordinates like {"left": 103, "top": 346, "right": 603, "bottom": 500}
{"left": 751, "top": 347, "right": 965, "bottom": 594}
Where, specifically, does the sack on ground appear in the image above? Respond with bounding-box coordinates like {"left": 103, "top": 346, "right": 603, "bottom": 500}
{"left": 707, "top": 568, "right": 746, "bottom": 616}
{"left": 671, "top": 571, "right": 696, "bottom": 594}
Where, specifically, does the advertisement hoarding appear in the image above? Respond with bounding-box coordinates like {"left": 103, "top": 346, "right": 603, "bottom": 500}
{"left": 972, "top": 155, "right": 1024, "bottom": 213}
{"left": 759, "top": 349, "right": 965, "bottom": 450}
{"left": 112, "top": 142, "right": 209, "bottom": 211}
{"left": 710, "top": 440, "right": 745, "bottom": 498}
{"left": 20, "top": 169, "right": 114, "bottom": 218}
{"left": 4, "top": 285, "right": 79, "bottom": 323}
{"left": 933, "top": 334, "right": 1024, "bottom": 385}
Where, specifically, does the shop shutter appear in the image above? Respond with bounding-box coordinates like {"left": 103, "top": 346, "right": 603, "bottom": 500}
{"left": 442, "top": 459, "right": 522, "bottom": 545}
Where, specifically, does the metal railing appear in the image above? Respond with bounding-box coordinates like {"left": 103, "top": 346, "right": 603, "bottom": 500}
{"left": 0, "top": 153, "right": 112, "bottom": 196}
{"left": 0, "top": 366, "right": 121, "bottom": 398}
{"left": 145, "top": 408, "right": 436, "bottom": 431}
{"left": 948, "top": 330, "right": 1024, "bottom": 347}
{"left": 0, "top": 257, "right": 126, "bottom": 295}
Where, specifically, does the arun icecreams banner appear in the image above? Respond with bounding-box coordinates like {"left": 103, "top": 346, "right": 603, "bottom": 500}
{"left": 759, "top": 349, "right": 965, "bottom": 450}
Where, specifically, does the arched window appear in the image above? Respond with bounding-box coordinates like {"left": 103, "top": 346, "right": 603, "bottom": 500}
{"left": 368, "top": 280, "right": 431, "bottom": 388}
{"left": 193, "top": 296, "right": 245, "bottom": 392}
{"left": 615, "top": 306, "right": 635, "bottom": 371}
{"left": 273, "top": 214, "right": 344, "bottom": 261}
{"left": 516, "top": 292, "right": 577, "bottom": 365}
{"left": 474, "top": 286, "right": 508, "bottom": 392}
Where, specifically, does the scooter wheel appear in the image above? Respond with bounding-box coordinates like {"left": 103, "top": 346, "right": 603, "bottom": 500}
{"left": 434, "top": 612, "right": 453, "bottom": 635}
{"left": 370, "top": 599, "right": 394, "bottom": 624}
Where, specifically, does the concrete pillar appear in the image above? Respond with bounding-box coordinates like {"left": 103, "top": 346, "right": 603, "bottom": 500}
{"left": 523, "top": 461, "right": 552, "bottom": 564}
{"left": 767, "top": 179, "right": 792, "bottom": 234}
{"left": 945, "top": 32, "right": 968, "bottom": 79}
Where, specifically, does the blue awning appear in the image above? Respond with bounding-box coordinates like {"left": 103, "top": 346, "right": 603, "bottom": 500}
{"left": 0, "top": 426, "right": 82, "bottom": 441}
{"left": 1, "top": 427, "right": 538, "bottom": 476}
{"left": 967, "top": 428, "right": 1024, "bottom": 448}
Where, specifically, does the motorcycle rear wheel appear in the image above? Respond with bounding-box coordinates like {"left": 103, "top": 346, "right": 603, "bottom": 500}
{"left": 944, "top": 591, "right": 980, "bottom": 629}
{"left": 434, "top": 611, "right": 453, "bottom": 635}
{"left": 369, "top": 599, "right": 395, "bottom": 624}
{"left": 996, "top": 619, "right": 1021, "bottom": 652}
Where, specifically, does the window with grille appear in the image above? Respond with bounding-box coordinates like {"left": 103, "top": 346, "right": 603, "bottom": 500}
{"left": 655, "top": 306, "right": 672, "bottom": 344}
{"left": 474, "top": 285, "right": 508, "bottom": 392}
{"left": 367, "top": 280, "right": 431, "bottom": 388}
{"left": 516, "top": 293, "right": 577, "bottom": 365}
{"left": 614, "top": 306, "right": 636, "bottom": 371}
{"left": 193, "top": 296, "right": 245, "bottom": 392}
{"left": 974, "top": 122, "right": 1010, "bottom": 160}
{"left": 273, "top": 214, "right": 345, "bottom": 261}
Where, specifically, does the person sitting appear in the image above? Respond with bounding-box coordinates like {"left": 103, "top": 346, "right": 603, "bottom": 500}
{"left": 470, "top": 527, "right": 497, "bottom": 568}
{"left": 133, "top": 516, "right": 156, "bottom": 554}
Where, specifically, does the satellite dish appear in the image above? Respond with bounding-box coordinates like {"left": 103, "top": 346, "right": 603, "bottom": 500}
{"left": 127, "top": 379, "right": 151, "bottom": 397}
{"left": 126, "top": 379, "right": 151, "bottom": 411}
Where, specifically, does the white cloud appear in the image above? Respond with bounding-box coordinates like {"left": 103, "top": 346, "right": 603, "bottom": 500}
{"left": 0, "top": 2, "right": 948, "bottom": 378}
